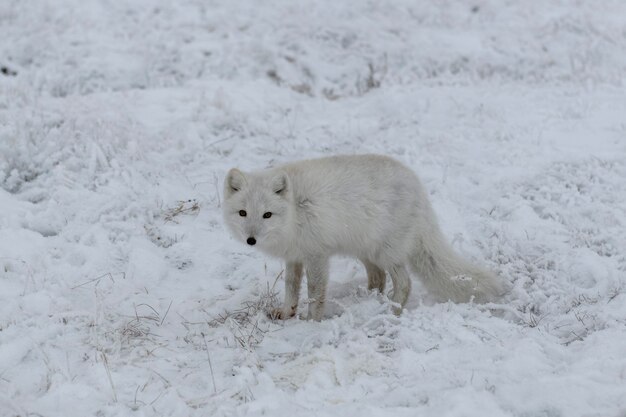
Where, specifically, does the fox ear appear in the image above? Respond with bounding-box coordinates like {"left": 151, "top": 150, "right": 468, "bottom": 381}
{"left": 271, "top": 171, "right": 289, "bottom": 196}
{"left": 225, "top": 168, "right": 246, "bottom": 197}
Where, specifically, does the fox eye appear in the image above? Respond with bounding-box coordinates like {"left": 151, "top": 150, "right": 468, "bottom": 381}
{"left": 263, "top": 212, "right": 272, "bottom": 219}
{"left": 239, "top": 210, "right": 247, "bottom": 217}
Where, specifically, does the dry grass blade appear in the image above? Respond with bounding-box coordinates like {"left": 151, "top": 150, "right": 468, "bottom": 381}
{"left": 100, "top": 352, "right": 117, "bottom": 402}
{"left": 163, "top": 199, "right": 200, "bottom": 223}
{"left": 160, "top": 300, "right": 173, "bottom": 326}
{"left": 208, "top": 271, "right": 283, "bottom": 351}
{"left": 71, "top": 272, "right": 125, "bottom": 290}
{"left": 202, "top": 332, "right": 217, "bottom": 394}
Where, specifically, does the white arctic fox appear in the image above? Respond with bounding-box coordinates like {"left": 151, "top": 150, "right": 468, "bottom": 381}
{"left": 223, "top": 154, "right": 502, "bottom": 320}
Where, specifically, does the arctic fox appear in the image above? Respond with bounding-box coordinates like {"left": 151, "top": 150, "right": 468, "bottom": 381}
{"left": 223, "top": 155, "right": 502, "bottom": 320}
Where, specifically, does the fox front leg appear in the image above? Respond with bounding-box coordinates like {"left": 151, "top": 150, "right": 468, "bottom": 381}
{"left": 305, "top": 257, "right": 329, "bottom": 321}
{"left": 272, "top": 261, "right": 303, "bottom": 320}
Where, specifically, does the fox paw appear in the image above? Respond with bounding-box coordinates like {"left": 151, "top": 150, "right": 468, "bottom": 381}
{"left": 269, "top": 307, "right": 296, "bottom": 320}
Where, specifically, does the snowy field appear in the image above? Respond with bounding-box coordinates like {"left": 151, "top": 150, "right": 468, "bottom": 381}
{"left": 1, "top": 1, "right": 626, "bottom": 416}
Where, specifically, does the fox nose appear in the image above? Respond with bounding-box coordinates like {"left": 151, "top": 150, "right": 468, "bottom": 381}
{"left": 247, "top": 237, "right": 256, "bottom": 246}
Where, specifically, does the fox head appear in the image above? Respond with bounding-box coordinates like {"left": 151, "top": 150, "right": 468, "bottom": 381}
{"left": 223, "top": 168, "right": 293, "bottom": 256}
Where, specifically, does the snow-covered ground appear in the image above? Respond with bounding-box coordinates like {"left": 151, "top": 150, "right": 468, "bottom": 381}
{"left": 1, "top": 1, "right": 626, "bottom": 416}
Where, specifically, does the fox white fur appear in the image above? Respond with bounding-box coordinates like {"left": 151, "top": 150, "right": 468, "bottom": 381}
{"left": 223, "top": 154, "right": 502, "bottom": 320}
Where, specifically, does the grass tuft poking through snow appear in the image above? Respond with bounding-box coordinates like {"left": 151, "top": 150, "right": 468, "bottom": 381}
{"left": 208, "top": 272, "right": 282, "bottom": 351}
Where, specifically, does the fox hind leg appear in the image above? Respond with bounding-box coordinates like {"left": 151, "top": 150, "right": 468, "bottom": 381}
{"left": 389, "top": 264, "right": 411, "bottom": 315}
{"left": 362, "top": 259, "right": 386, "bottom": 293}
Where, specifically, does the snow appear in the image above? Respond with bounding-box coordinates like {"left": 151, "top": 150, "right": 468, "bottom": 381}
{"left": 1, "top": 0, "right": 626, "bottom": 416}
